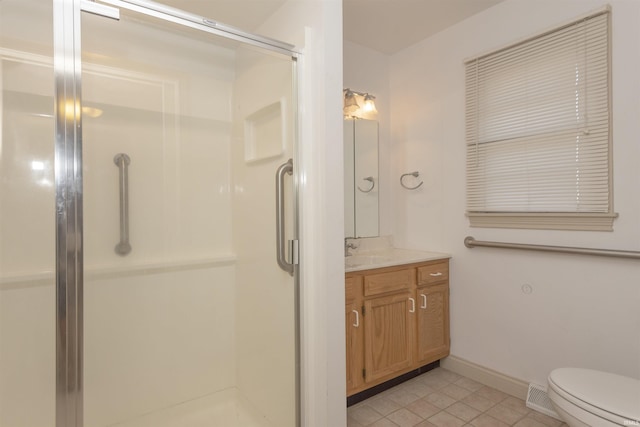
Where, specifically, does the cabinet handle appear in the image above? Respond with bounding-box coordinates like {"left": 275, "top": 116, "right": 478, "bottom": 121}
{"left": 421, "top": 294, "right": 427, "bottom": 309}
{"left": 429, "top": 272, "right": 443, "bottom": 277}
{"left": 409, "top": 297, "right": 415, "bottom": 313}
{"left": 352, "top": 309, "right": 359, "bottom": 327}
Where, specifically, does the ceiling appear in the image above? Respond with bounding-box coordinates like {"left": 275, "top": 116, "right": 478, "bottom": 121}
{"left": 161, "top": 0, "right": 505, "bottom": 55}
{"left": 343, "top": 0, "right": 505, "bottom": 54}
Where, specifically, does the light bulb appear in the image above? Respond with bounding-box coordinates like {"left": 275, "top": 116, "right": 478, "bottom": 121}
{"left": 363, "top": 94, "right": 377, "bottom": 113}
{"left": 343, "top": 89, "right": 360, "bottom": 115}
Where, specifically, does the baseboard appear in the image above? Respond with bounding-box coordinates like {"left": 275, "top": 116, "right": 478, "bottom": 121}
{"left": 440, "top": 355, "right": 529, "bottom": 400}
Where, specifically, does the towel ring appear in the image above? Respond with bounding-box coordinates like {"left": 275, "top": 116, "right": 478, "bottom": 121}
{"left": 357, "top": 176, "right": 375, "bottom": 193}
{"left": 400, "top": 171, "right": 423, "bottom": 190}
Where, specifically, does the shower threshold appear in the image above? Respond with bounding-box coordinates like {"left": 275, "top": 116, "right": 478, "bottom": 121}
{"left": 107, "top": 388, "right": 272, "bottom": 427}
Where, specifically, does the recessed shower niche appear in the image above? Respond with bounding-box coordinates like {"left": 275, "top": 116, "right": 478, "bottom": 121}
{"left": 244, "top": 99, "right": 286, "bottom": 163}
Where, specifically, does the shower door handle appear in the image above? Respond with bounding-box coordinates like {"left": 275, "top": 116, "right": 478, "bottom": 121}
{"left": 276, "top": 158, "right": 294, "bottom": 276}
{"left": 114, "top": 153, "right": 132, "bottom": 256}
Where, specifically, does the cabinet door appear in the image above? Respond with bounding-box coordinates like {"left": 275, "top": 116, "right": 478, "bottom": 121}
{"left": 364, "top": 292, "right": 414, "bottom": 383}
{"left": 416, "top": 284, "right": 450, "bottom": 364}
{"left": 346, "top": 276, "right": 364, "bottom": 394}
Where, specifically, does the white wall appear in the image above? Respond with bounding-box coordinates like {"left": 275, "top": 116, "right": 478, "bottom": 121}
{"left": 390, "top": 0, "right": 640, "bottom": 386}
{"left": 343, "top": 41, "right": 392, "bottom": 237}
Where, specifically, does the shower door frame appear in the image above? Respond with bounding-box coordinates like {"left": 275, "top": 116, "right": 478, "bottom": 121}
{"left": 52, "top": 1, "right": 302, "bottom": 426}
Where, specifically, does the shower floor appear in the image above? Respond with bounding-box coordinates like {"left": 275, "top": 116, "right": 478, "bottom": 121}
{"left": 108, "top": 388, "right": 271, "bottom": 427}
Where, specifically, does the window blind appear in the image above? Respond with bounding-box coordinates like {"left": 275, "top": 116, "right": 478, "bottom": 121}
{"left": 465, "top": 10, "right": 613, "bottom": 230}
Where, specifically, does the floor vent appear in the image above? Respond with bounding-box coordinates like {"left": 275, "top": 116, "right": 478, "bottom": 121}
{"left": 526, "top": 383, "right": 563, "bottom": 420}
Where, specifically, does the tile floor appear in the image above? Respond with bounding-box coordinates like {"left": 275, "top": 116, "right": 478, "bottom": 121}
{"left": 347, "top": 368, "right": 568, "bottom": 427}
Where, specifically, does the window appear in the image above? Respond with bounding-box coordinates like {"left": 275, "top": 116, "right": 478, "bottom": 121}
{"left": 465, "top": 9, "right": 615, "bottom": 231}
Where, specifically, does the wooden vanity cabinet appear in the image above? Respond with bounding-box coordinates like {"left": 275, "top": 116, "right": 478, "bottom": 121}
{"left": 346, "top": 259, "right": 450, "bottom": 397}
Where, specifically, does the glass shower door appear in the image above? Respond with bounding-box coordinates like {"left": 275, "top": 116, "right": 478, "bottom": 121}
{"left": 0, "top": 1, "right": 56, "bottom": 426}
{"left": 80, "top": 5, "right": 297, "bottom": 427}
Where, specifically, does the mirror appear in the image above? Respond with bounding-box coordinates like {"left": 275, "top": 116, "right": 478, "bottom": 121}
{"left": 344, "top": 119, "right": 379, "bottom": 238}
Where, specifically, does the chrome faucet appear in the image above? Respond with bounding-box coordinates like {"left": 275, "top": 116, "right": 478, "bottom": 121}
{"left": 345, "top": 239, "right": 358, "bottom": 257}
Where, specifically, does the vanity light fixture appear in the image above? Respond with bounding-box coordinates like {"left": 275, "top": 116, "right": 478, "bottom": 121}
{"left": 343, "top": 88, "right": 377, "bottom": 117}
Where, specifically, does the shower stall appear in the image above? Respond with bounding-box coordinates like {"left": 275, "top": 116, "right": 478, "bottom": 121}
{"left": 0, "top": 0, "right": 300, "bottom": 426}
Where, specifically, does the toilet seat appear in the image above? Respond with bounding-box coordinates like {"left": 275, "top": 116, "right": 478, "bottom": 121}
{"left": 548, "top": 368, "right": 640, "bottom": 426}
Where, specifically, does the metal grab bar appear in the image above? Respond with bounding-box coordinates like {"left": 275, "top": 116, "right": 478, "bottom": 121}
{"left": 464, "top": 236, "right": 640, "bottom": 260}
{"left": 357, "top": 176, "right": 375, "bottom": 193}
{"left": 114, "top": 153, "right": 132, "bottom": 256}
{"left": 276, "top": 159, "right": 294, "bottom": 275}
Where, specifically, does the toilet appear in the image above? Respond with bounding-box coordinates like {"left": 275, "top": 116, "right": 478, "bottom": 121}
{"left": 548, "top": 368, "right": 640, "bottom": 427}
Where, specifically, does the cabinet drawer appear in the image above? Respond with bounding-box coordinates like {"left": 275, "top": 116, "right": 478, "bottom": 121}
{"left": 364, "top": 269, "right": 415, "bottom": 297}
{"left": 417, "top": 261, "right": 449, "bottom": 286}
{"left": 345, "top": 275, "right": 362, "bottom": 305}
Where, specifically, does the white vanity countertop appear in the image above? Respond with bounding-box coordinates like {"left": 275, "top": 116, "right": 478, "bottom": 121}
{"left": 345, "top": 248, "right": 451, "bottom": 273}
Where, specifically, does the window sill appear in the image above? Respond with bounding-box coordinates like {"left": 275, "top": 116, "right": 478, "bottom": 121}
{"left": 467, "top": 212, "right": 618, "bottom": 231}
